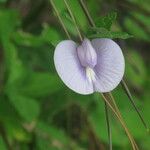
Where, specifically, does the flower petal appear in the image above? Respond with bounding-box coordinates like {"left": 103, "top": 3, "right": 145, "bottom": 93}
{"left": 54, "top": 40, "right": 94, "bottom": 95}
{"left": 77, "top": 38, "right": 97, "bottom": 68}
{"left": 91, "top": 38, "right": 125, "bottom": 92}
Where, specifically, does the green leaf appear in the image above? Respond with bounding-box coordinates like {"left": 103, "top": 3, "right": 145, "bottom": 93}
{"left": 0, "top": 96, "right": 31, "bottom": 142}
{"left": 122, "top": 109, "right": 146, "bottom": 138}
{"left": 88, "top": 27, "right": 133, "bottom": 39}
{"left": 0, "top": 9, "right": 19, "bottom": 42}
{"left": 124, "top": 17, "right": 150, "bottom": 41}
{"left": 36, "top": 136, "right": 57, "bottom": 150}
{"left": 20, "top": 72, "right": 63, "bottom": 98}
{"left": 95, "top": 11, "right": 117, "bottom": 30}
{"left": 13, "top": 31, "right": 45, "bottom": 47}
{"left": 125, "top": 50, "right": 147, "bottom": 88}
{"left": 8, "top": 94, "right": 40, "bottom": 122}
{"left": 0, "top": 136, "right": 7, "bottom": 150}
{"left": 53, "top": 0, "right": 88, "bottom": 36}
{"left": 110, "top": 31, "right": 133, "bottom": 39}
{"left": 36, "top": 121, "right": 84, "bottom": 150}
{"left": 3, "top": 43, "right": 27, "bottom": 93}
{"left": 13, "top": 25, "right": 62, "bottom": 47}
{"left": 7, "top": 45, "right": 26, "bottom": 85}
{"left": 36, "top": 122, "right": 68, "bottom": 144}
{"left": 3, "top": 118, "right": 31, "bottom": 142}
{"left": 0, "top": 0, "right": 7, "bottom": 3}
{"left": 88, "top": 96, "right": 128, "bottom": 146}
{"left": 42, "top": 24, "right": 62, "bottom": 46}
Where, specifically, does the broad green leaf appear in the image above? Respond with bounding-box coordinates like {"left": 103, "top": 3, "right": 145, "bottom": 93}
{"left": 42, "top": 24, "right": 62, "bottom": 46}
{"left": 0, "top": 95, "right": 18, "bottom": 120}
{"left": 53, "top": 0, "right": 88, "bottom": 36}
{"left": 141, "top": 95, "right": 150, "bottom": 126}
{"left": 125, "top": 50, "right": 147, "bottom": 88}
{"left": 88, "top": 95, "right": 128, "bottom": 146}
{"left": 3, "top": 118, "right": 31, "bottom": 142}
{"left": 0, "top": 9, "right": 19, "bottom": 42}
{"left": 36, "top": 122, "right": 66, "bottom": 150}
{"left": 86, "top": 0, "right": 100, "bottom": 18}
{"left": 36, "top": 136, "right": 59, "bottom": 150}
{"left": 13, "top": 25, "right": 62, "bottom": 47}
{"left": 133, "top": 12, "right": 150, "bottom": 28}
{"left": 6, "top": 44, "right": 26, "bottom": 85}
{"left": 36, "top": 122, "right": 68, "bottom": 144}
{"left": 124, "top": 17, "right": 150, "bottom": 41}
{"left": 0, "top": 106, "right": 31, "bottom": 142}
{"left": 20, "top": 72, "right": 63, "bottom": 98}
{"left": 126, "top": 0, "right": 150, "bottom": 13}
{"left": 36, "top": 121, "right": 85, "bottom": 150}
{"left": 13, "top": 31, "right": 45, "bottom": 47}
{"left": 8, "top": 94, "right": 40, "bottom": 122}
{"left": 140, "top": 136, "right": 150, "bottom": 150}
{"left": 88, "top": 27, "right": 132, "bottom": 39}
{"left": 95, "top": 11, "right": 117, "bottom": 30}
{"left": 0, "top": 97, "right": 31, "bottom": 142}
{"left": 0, "top": 0, "right": 7, "bottom": 3}
{"left": 112, "top": 87, "right": 142, "bottom": 110}
{"left": 121, "top": 109, "right": 146, "bottom": 138}
{"left": 0, "top": 136, "right": 7, "bottom": 150}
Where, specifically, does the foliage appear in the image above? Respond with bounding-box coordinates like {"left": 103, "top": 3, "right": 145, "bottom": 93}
{"left": 0, "top": 0, "right": 150, "bottom": 149}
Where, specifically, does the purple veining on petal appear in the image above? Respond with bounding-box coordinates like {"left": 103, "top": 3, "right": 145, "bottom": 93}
{"left": 54, "top": 40, "right": 94, "bottom": 95}
{"left": 77, "top": 38, "right": 97, "bottom": 68}
{"left": 91, "top": 38, "right": 125, "bottom": 93}
{"left": 54, "top": 38, "right": 125, "bottom": 95}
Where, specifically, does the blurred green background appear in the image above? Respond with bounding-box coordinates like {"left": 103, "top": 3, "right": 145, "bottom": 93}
{"left": 0, "top": 0, "right": 150, "bottom": 149}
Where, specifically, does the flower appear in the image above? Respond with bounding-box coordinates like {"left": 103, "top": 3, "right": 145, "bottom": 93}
{"left": 54, "top": 38, "right": 125, "bottom": 94}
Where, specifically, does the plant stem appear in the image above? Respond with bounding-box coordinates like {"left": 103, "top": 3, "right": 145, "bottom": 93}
{"left": 121, "top": 79, "right": 149, "bottom": 132}
{"left": 104, "top": 101, "right": 112, "bottom": 150}
{"left": 101, "top": 93, "right": 139, "bottom": 150}
{"left": 63, "top": 0, "right": 83, "bottom": 41}
{"left": 79, "top": 0, "right": 96, "bottom": 27}
{"left": 79, "top": 0, "right": 148, "bottom": 136}
{"left": 50, "top": 0, "right": 71, "bottom": 39}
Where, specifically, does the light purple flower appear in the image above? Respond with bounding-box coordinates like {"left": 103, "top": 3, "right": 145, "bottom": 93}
{"left": 54, "top": 38, "right": 125, "bottom": 95}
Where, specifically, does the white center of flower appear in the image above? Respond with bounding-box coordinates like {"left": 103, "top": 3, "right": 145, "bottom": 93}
{"left": 86, "top": 67, "right": 96, "bottom": 83}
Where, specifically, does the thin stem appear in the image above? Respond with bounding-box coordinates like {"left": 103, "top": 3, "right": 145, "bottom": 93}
{"left": 108, "top": 92, "right": 139, "bottom": 150}
{"left": 101, "top": 93, "right": 139, "bottom": 150}
{"left": 50, "top": 0, "right": 71, "bottom": 39}
{"left": 79, "top": 0, "right": 96, "bottom": 27}
{"left": 79, "top": 0, "right": 148, "bottom": 137}
{"left": 121, "top": 79, "right": 149, "bottom": 132}
{"left": 104, "top": 102, "right": 112, "bottom": 150}
{"left": 107, "top": 92, "right": 139, "bottom": 150}
{"left": 63, "top": 0, "right": 83, "bottom": 41}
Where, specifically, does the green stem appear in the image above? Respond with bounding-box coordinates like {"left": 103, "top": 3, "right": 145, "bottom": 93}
{"left": 79, "top": 0, "right": 96, "bottom": 27}
{"left": 79, "top": 0, "right": 148, "bottom": 136}
{"left": 101, "top": 93, "right": 139, "bottom": 150}
{"left": 50, "top": 0, "right": 71, "bottom": 39}
{"left": 104, "top": 101, "right": 112, "bottom": 150}
{"left": 108, "top": 92, "right": 139, "bottom": 150}
{"left": 121, "top": 79, "right": 149, "bottom": 132}
{"left": 63, "top": 0, "right": 83, "bottom": 41}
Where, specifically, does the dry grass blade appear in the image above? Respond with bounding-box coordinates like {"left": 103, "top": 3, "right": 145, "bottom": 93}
{"left": 63, "top": 0, "right": 83, "bottom": 41}
{"left": 50, "top": 0, "right": 71, "bottom": 39}
{"left": 108, "top": 92, "right": 139, "bottom": 150}
{"left": 101, "top": 93, "right": 139, "bottom": 150}
{"left": 79, "top": 0, "right": 96, "bottom": 27}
